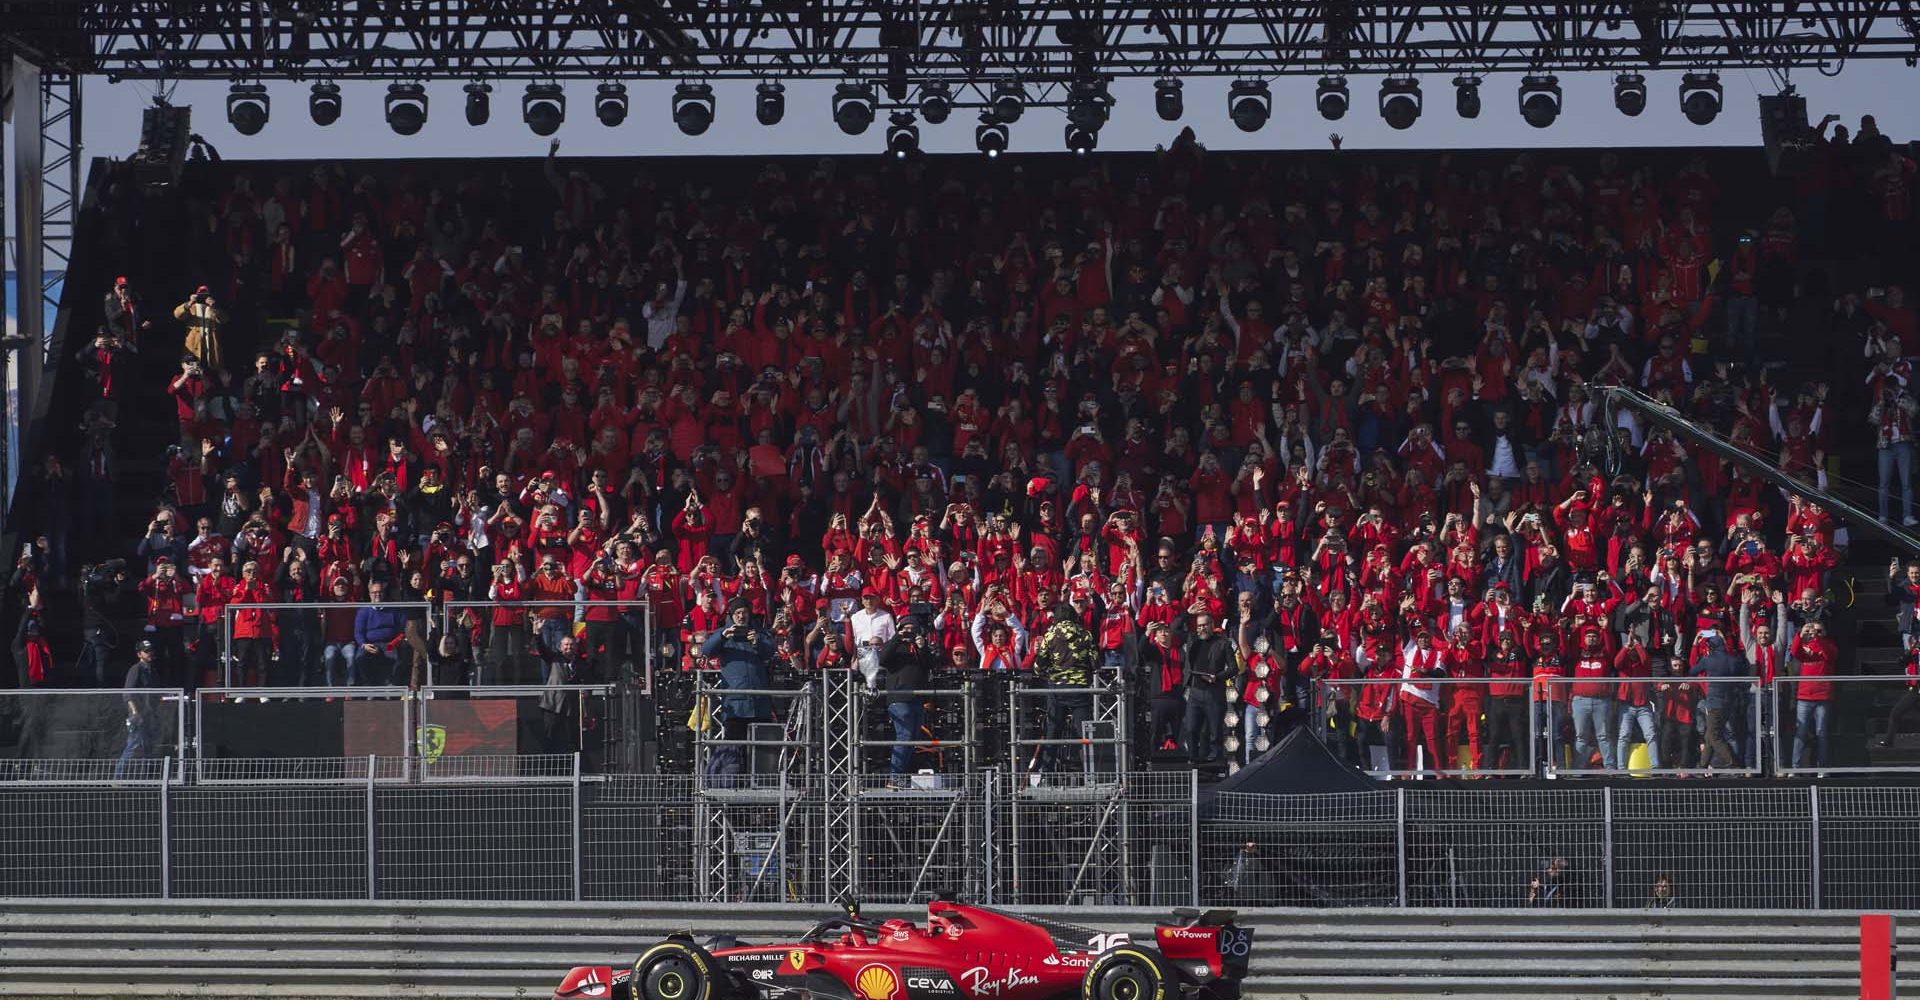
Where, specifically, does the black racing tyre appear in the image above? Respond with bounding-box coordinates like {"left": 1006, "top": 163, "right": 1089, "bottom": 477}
{"left": 1083, "top": 949, "right": 1169, "bottom": 1000}
{"left": 633, "top": 941, "right": 716, "bottom": 1000}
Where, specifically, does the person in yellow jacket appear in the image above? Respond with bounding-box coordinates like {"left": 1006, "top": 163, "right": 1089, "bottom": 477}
{"left": 173, "top": 285, "right": 227, "bottom": 370}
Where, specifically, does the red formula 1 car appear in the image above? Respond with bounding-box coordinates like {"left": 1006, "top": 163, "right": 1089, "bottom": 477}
{"left": 554, "top": 901, "right": 1252, "bottom": 1000}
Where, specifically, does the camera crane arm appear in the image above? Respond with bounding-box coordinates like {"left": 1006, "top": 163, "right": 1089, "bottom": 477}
{"left": 1596, "top": 385, "right": 1920, "bottom": 556}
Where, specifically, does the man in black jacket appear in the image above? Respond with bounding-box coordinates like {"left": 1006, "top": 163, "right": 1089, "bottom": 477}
{"left": 1182, "top": 610, "right": 1236, "bottom": 765}
{"left": 879, "top": 616, "right": 939, "bottom": 782}
{"left": 78, "top": 558, "right": 128, "bottom": 687}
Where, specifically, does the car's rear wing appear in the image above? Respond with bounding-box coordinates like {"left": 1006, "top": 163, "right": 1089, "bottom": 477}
{"left": 1167, "top": 908, "right": 1238, "bottom": 928}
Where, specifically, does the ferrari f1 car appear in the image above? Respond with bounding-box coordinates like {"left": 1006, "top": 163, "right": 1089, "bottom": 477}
{"left": 554, "top": 900, "right": 1252, "bottom": 1000}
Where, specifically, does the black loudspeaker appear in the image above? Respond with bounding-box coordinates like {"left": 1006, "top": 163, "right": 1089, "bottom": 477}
{"left": 1759, "top": 91, "right": 1815, "bottom": 178}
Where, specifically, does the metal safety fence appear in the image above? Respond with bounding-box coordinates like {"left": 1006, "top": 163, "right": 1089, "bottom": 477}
{"left": 1312, "top": 673, "right": 1915, "bottom": 779}
{"left": 4, "top": 766, "right": 1920, "bottom": 910}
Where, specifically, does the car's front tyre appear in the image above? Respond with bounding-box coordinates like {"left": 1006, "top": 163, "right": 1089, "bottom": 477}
{"left": 633, "top": 940, "right": 718, "bottom": 1000}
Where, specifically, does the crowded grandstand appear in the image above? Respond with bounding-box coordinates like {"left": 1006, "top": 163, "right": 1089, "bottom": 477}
{"left": 10, "top": 109, "right": 1920, "bottom": 781}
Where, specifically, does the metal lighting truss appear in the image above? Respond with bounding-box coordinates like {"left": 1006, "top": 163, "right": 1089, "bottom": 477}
{"left": 3, "top": 2, "right": 1918, "bottom": 85}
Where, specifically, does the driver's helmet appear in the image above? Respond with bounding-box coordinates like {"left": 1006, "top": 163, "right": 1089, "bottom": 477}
{"left": 876, "top": 918, "right": 915, "bottom": 941}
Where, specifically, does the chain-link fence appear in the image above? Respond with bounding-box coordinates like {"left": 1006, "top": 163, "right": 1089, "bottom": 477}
{"left": 2, "top": 762, "right": 1919, "bottom": 907}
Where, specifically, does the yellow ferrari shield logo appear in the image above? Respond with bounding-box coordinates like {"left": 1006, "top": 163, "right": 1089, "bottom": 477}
{"left": 418, "top": 725, "right": 447, "bottom": 763}
{"left": 787, "top": 950, "right": 805, "bottom": 972}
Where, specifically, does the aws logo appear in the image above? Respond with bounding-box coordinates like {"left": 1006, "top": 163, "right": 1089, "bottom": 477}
{"left": 854, "top": 964, "right": 899, "bottom": 1000}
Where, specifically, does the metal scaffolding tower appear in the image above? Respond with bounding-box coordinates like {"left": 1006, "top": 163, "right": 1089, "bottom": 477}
{"left": 692, "top": 674, "right": 817, "bottom": 903}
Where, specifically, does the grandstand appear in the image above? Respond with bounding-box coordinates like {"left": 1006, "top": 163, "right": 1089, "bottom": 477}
{"left": 6, "top": 8, "right": 1920, "bottom": 975}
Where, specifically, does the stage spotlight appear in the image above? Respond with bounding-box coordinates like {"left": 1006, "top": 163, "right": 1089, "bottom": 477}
{"left": 1064, "top": 122, "right": 1098, "bottom": 154}
{"left": 672, "top": 82, "right": 713, "bottom": 135}
{"left": 1224, "top": 734, "right": 1242, "bottom": 755}
{"left": 1379, "top": 77, "right": 1422, "bottom": 130}
{"left": 886, "top": 111, "right": 920, "bottom": 158}
{"left": 1680, "top": 72, "right": 1723, "bottom": 125}
{"left": 755, "top": 80, "right": 785, "bottom": 125}
{"left": 384, "top": 83, "right": 428, "bottom": 135}
{"left": 595, "top": 81, "right": 628, "bottom": 126}
{"left": 833, "top": 82, "right": 877, "bottom": 135}
{"left": 918, "top": 80, "right": 952, "bottom": 124}
{"left": 1518, "top": 74, "right": 1561, "bottom": 128}
{"left": 1154, "top": 77, "right": 1183, "bottom": 120}
{"left": 990, "top": 80, "right": 1025, "bottom": 123}
{"left": 226, "top": 83, "right": 270, "bottom": 135}
{"left": 1228, "top": 79, "right": 1271, "bottom": 132}
{"left": 1453, "top": 75, "right": 1482, "bottom": 118}
{"left": 1066, "top": 79, "right": 1110, "bottom": 129}
{"left": 974, "top": 112, "right": 1008, "bottom": 157}
{"left": 463, "top": 82, "right": 492, "bottom": 126}
{"left": 522, "top": 83, "right": 566, "bottom": 137}
{"left": 308, "top": 82, "right": 341, "bottom": 126}
{"left": 1315, "top": 76, "right": 1349, "bottom": 121}
{"left": 1614, "top": 72, "right": 1647, "bottom": 116}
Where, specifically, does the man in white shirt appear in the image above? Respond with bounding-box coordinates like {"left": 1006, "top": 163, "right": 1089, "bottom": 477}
{"left": 848, "top": 589, "right": 896, "bottom": 690}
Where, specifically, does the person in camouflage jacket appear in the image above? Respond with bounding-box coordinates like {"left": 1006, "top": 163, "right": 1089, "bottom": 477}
{"left": 1031, "top": 603, "right": 1097, "bottom": 774}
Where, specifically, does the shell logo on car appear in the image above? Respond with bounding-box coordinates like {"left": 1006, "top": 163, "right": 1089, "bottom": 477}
{"left": 854, "top": 964, "right": 898, "bottom": 1000}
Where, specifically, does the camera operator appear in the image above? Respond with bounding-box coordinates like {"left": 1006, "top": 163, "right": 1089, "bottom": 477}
{"left": 698, "top": 598, "right": 775, "bottom": 778}
{"left": 879, "top": 612, "right": 940, "bottom": 783}
{"left": 77, "top": 559, "right": 127, "bottom": 686}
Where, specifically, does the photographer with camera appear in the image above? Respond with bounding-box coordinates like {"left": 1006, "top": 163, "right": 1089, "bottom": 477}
{"left": 698, "top": 598, "right": 775, "bottom": 778}
{"left": 172, "top": 284, "right": 228, "bottom": 371}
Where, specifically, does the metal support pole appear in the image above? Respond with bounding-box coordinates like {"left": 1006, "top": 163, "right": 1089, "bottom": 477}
{"left": 1772, "top": 681, "right": 1782, "bottom": 774}
{"left": 365, "top": 753, "right": 377, "bottom": 900}
{"left": 1394, "top": 786, "right": 1408, "bottom": 907}
{"left": 158, "top": 755, "right": 171, "bottom": 899}
{"left": 572, "top": 751, "right": 583, "bottom": 902}
{"left": 1810, "top": 784, "right": 1823, "bottom": 909}
{"left": 1188, "top": 767, "right": 1201, "bottom": 908}
{"left": 1601, "top": 786, "right": 1615, "bottom": 908}
{"left": 222, "top": 607, "right": 234, "bottom": 687}
{"left": 982, "top": 767, "right": 997, "bottom": 905}
{"left": 644, "top": 602, "right": 655, "bottom": 695}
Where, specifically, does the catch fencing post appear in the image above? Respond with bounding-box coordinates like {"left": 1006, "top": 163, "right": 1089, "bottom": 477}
{"left": 572, "top": 751, "right": 584, "bottom": 902}
{"left": 365, "top": 753, "right": 377, "bottom": 900}
{"left": 1395, "top": 786, "right": 1408, "bottom": 907}
{"left": 1810, "top": 784, "right": 1823, "bottom": 909}
{"left": 1601, "top": 786, "right": 1615, "bottom": 907}
{"left": 1189, "top": 768, "right": 1201, "bottom": 908}
{"left": 222, "top": 606, "right": 234, "bottom": 686}
{"left": 158, "top": 755, "right": 171, "bottom": 899}
{"left": 982, "top": 768, "right": 997, "bottom": 905}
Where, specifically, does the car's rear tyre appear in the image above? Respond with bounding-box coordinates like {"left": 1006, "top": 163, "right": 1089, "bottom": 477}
{"left": 634, "top": 941, "right": 716, "bottom": 1000}
{"left": 1084, "top": 949, "right": 1169, "bottom": 1000}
